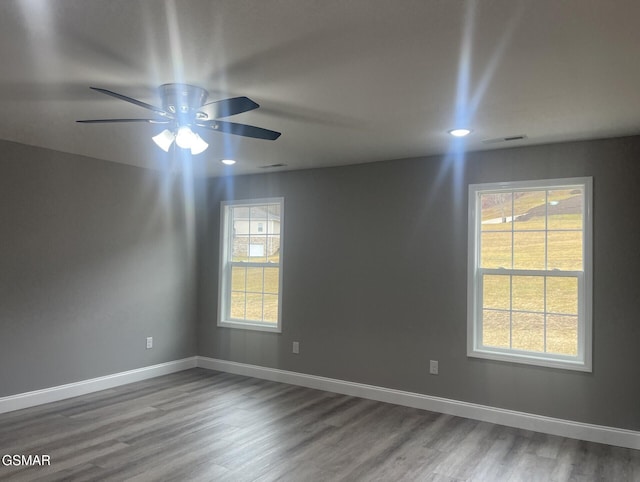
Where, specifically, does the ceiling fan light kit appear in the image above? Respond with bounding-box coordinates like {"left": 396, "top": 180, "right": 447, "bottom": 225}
{"left": 77, "top": 83, "right": 281, "bottom": 155}
{"left": 151, "top": 129, "right": 176, "bottom": 152}
{"left": 151, "top": 126, "right": 209, "bottom": 155}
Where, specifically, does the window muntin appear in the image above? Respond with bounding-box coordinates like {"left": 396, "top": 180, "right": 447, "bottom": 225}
{"left": 218, "top": 198, "right": 284, "bottom": 332}
{"left": 468, "top": 178, "right": 592, "bottom": 371}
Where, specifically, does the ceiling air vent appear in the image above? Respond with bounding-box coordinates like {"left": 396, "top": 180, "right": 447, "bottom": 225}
{"left": 259, "top": 163, "right": 287, "bottom": 169}
{"left": 482, "top": 134, "right": 527, "bottom": 144}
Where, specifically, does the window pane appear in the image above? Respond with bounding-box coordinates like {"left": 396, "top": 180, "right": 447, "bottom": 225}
{"left": 267, "top": 203, "right": 281, "bottom": 217}
{"left": 512, "top": 312, "right": 544, "bottom": 352}
{"left": 264, "top": 267, "right": 280, "bottom": 294}
{"left": 249, "top": 236, "right": 267, "bottom": 261}
{"left": 266, "top": 203, "right": 282, "bottom": 235}
{"left": 547, "top": 231, "right": 582, "bottom": 270}
{"left": 249, "top": 206, "right": 267, "bottom": 219}
{"left": 249, "top": 217, "right": 263, "bottom": 234}
{"left": 250, "top": 206, "right": 265, "bottom": 229}
{"left": 546, "top": 277, "right": 578, "bottom": 315}
{"left": 263, "top": 294, "right": 279, "bottom": 323}
{"left": 481, "top": 232, "right": 512, "bottom": 268}
{"left": 546, "top": 315, "right": 578, "bottom": 356}
{"left": 483, "top": 275, "right": 510, "bottom": 310}
{"left": 230, "top": 206, "right": 249, "bottom": 261}
{"left": 232, "top": 234, "right": 248, "bottom": 260}
{"left": 548, "top": 189, "right": 583, "bottom": 230}
{"left": 230, "top": 292, "right": 246, "bottom": 319}
{"left": 266, "top": 235, "right": 281, "bottom": 261}
{"left": 513, "top": 231, "right": 545, "bottom": 269}
{"left": 513, "top": 191, "right": 546, "bottom": 230}
{"left": 245, "top": 292, "right": 263, "bottom": 321}
{"left": 480, "top": 193, "right": 513, "bottom": 232}
{"left": 482, "top": 310, "right": 510, "bottom": 348}
{"left": 512, "top": 276, "right": 544, "bottom": 312}
{"left": 245, "top": 267, "right": 264, "bottom": 294}
{"left": 231, "top": 266, "right": 246, "bottom": 291}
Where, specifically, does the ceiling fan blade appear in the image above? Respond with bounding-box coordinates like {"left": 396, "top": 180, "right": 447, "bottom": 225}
{"left": 89, "top": 87, "right": 171, "bottom": 117}
{"left": 76, "top": 118, "right": 170, "bottom": 124}
{"left": 199, "top": 96, "right": 259, "bottom": 119}
{"left": 196, "top": 120, "right": 281, "bottom": 140}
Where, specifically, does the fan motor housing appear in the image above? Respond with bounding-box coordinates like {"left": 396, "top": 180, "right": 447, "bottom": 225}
{"left": 158, "top": 83, "right": 208, "bottom": 118}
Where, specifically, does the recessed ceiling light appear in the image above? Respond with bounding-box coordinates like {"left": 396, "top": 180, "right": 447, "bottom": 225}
{"left": 448, "top": 128, "right": 472, "bottom": 137}
{"left": 221, "top": 159, "right": 236, "bottom": 165}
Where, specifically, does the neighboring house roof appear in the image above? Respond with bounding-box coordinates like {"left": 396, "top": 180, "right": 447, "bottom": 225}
{"left": 233, "top": 206, "right": 281, "bottom": 222}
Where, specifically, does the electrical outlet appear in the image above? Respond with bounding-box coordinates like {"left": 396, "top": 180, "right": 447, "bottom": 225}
{"left": 429, "top": 360, "right": 439, "bottom": 375}
{"left": 292, "top": 341, "right": 299, "bottom": 354}
{"left": 146, "top": 337, "right": 153, "bottom": 349}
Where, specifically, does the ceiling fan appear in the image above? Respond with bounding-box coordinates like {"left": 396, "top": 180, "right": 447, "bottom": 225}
{"left": 77, "top": 83, "right": 281, "bottom": 155}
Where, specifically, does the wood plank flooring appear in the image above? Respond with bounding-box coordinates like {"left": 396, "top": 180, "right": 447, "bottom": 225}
{"left": 1, "top": 368, "right": 639, "bottom": 481}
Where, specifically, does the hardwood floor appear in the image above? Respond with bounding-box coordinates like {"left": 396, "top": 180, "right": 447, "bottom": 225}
{"left": 1, "top": 368, "right": 638, "bottom": 481}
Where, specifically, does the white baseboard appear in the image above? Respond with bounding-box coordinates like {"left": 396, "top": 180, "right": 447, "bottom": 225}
{"left": 3, "top": 356, "right": 637, "bottom": 450}
{"left": 196, "top": 356, "right": 640, "bottom": 451}
{"left": 0, "top": 357, "right": 197, "bottom": 414}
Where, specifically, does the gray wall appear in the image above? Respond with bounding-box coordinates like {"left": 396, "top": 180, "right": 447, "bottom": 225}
{"left": 0, "top": 140, "right": 198, "bottom": 397}
{"left": 197, "top": 135, "right": 640, "bottom": 431}
{"left": 3, "top": 134, "right": 638, "bottom": 431}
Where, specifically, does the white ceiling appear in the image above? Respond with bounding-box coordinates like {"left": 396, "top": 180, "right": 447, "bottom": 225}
{"left": 1, "top": 0, "right": 639, "bottom": 176}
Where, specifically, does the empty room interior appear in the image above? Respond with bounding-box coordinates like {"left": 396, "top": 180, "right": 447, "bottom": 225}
{"left": 1, "top": 0, "right": 640, "bottom": 480}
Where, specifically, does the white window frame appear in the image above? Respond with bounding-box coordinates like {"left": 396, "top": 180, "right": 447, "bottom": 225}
{"left": 467, "top": 177, "right": 592, "bottom": 371}
{"left": 218, "top": 197, "right": 284, "bottom": 333}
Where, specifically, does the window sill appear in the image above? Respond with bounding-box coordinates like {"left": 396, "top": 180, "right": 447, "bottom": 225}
{"left": 218, "top": 320, "right": 282, "bottom": 333}
{"left": 468, "top": 347, "right": 591, "bottom": 372}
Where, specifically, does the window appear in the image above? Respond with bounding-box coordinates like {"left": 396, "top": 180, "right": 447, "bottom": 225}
{"left": 218, "top": 198, "right": 284, "bottom": 332}
{"left": 467, "top": 178, "right": 592, "bottom": 371}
